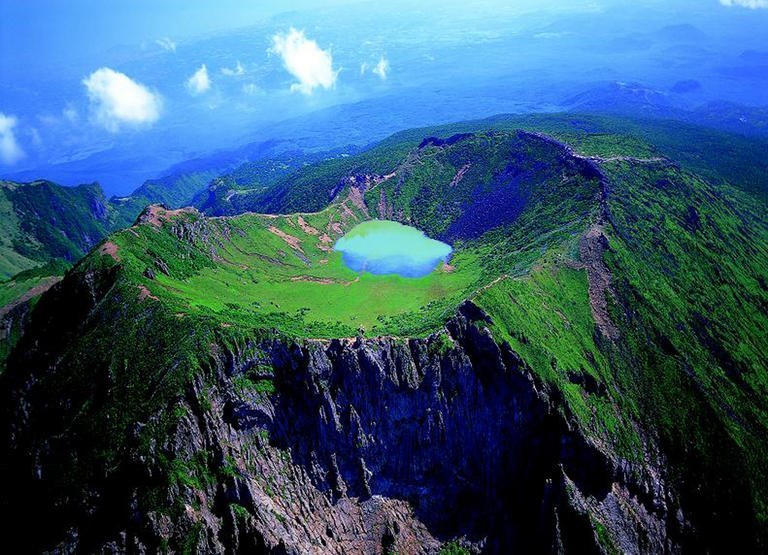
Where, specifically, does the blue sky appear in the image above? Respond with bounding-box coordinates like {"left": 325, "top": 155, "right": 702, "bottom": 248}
{"left": 1, "top": 0, "right": 767, "bottom": 193}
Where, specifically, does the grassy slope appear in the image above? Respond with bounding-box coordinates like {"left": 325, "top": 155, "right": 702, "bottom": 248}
{"left": 195, "top": 149, "right": 358, "bottom": 217}
{"left": 0, "top": 180, "right": 140, "bottom": 318}
{"left": 520, "top": 114, "right": 768, "bottom": 202}
{"left": 0, "top": 129, "right": 602, "bottom": 544}
{"left": 60, "top": 125, "right": 768, "bottom": 471}
{"left": 3, "top": 115, "right": 767, "bottom": 550}
{"left": 472, "top": 158, "right": 768, "bottom": 547}
{"left": 105, "top": 131, "right": 602, "bottom": 339}
{"left": 257, "top": 117, "right": 765, "bottom": 546}
{"left": 110, "top": 205, "right": 481, "bottom": 339}
{"left": 236, "top": 113, "right": 767, "bottom": 218}
{"left": 604, "top": 161, "right": 768, "bottom": 532}
{"left": 0, "top": 188, "right": 39, "bottom": 278}
{"left": 0, "top": 181, "right": 129, "bottom": 266}
{"left": 0, "top": 164, "right": 236, "bottom": 306}
{"left": 0, "top": 262, "right": 69, "bottom": 372}
{"left": 0, "top": 260, "right": 70, "bottom": 308}
{"left": 128, "top": 170, "right": 218, "bottom": 209}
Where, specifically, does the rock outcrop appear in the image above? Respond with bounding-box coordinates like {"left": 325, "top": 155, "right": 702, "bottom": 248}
{"left": 3, "top": 126, "right": 762, "bottom": 553}
{"left": 1, "top": 275, "right": 681, "bottom": 553}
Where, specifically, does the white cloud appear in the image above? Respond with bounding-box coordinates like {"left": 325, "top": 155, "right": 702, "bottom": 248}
{"left": 83, "top": 68, "right": 161, "bottom": 132}
{"left": 360, "top": 57, "right": 390, "bottom": 80}
{"left": 186, "top": 64, "right": 211, "bottom": 94}
{"left": 156, "top": 37, "right": 176, "bottom": 52}
{"left": 0, "top": 113, "right": 25, "bottom": 165}
{"left": 372, "top": 56, "right": 390, "bottom": 80}
{"left": 221, "top": 61, "right": 245, "bottom": 76}
{"left": 720, "top": 0, "right": 768, "bottom": 7}
{"left": 270, "top": 28, "right": 338, "bottom": 94}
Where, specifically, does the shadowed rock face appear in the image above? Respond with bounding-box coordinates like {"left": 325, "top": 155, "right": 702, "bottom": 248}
{"left": 257, "top": 302, "right": 678, "bottom": 554}
{"left": 0, "top": 276, "right": 674, "bottom": 554}
{"left": 264, "top": 304, "right": 604, "bottom": 553}
{"left": 3, "top": 126, "right": 763, "bottom": 553}
{"left": 163, "top": 301, "right": 671, "bottom": 554}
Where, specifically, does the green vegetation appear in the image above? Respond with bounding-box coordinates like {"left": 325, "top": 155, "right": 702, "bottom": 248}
{"left": 0, "top": 274, "right": 58, "bottom": 309}
{"left": 197, "top": 149, "right": 354, "bottom": 216}
{"left": 439, "top": 541, "right": 471, "bottom": 555}
{"left": 233, "top": 375, "right": 276, "bottom": 395}
{"left": 128, "top": 168, "right": 219, "bottom": 209}
{"left": 0, "top": 188, "right": 35, "bottom": 279}
{"left": 231, "top": 504, "right": 251, "bottom": 520}
{"left": 602, "top": 160, "right": 768, "bottom": 531}
{"left": 475, "top": 266, "right": 642, "bottom": 458}
{"left": 364, "top": 130, "right": 592, "bottom": 241}
{"left": 0, "top": 167, "right": 225, "bottom": 311}
{"left": 3, "top": 113, "right": 767, "bottom": 550}
{"left": 428, "top": 331, "right": 455, "bottom": 357}
{"left": 0, "top": 179, "right": 141, "bottom": 316}
{"left": 102, "top": 130, "right": 608, "bottom": 339}
{"left": 110, "top": 206, "right": 480, "bottom": 338}
{"left": 0, "top": 180, "right": 133, "bottom": 278}
{"left": 592, "top": 519, "right": 619, "bottom": 555}
{"left": 225, "top": 113, "right": 766, "bottom": 218}
{"left": 473, "top": 154, "right": 768, "bottom": 541}
{"left": 255, "top": 137, "right": 414, "bottom": 214}
{"left": 180, "top": 522, "right": 203, "bottom": 555}
{"left": 61, "top": 124, "right": 766, "bottom": 475}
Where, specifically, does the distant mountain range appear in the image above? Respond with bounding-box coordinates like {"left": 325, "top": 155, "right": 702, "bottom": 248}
{"left": 562, "top": 81, "right": 768, "bottom": 137}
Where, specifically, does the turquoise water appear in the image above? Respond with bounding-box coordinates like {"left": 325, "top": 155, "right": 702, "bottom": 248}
{"left": 335, "top": 220, "right": 452, "bottom": 278}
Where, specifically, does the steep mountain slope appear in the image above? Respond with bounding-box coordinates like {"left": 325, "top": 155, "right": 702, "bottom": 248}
{"left": 1, "top": 123, "right": 767, "bottom": 553}
{"left": 194, "top": 148, "right": 360, "bottom": 217}
{"left": 0, "top": 179, "right": 138, "bottom": 350}
{"left": 0, "top": 180, "right": 142, "bottom": 369}
{"left": 199, "top": 113, "right": 768, "bottom": 219}
{"left": 0, "top": 145, "right": 360, "bottom": 374}
{"left": 2, "top": 113, "right": 763, "bottom": 296}
{"left": 0, "top": 146, "right": 351, "bottom": 294}
{"left": 117, "top": 170, "right": 219, "bottom": 217}
{"left": 0, "top": 180, "right": 132, "bottom": 279}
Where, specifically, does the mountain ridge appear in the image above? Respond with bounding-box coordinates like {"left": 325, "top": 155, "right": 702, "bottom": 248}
{"left": 1, "top": 119, "right": 766, "bottom": 552}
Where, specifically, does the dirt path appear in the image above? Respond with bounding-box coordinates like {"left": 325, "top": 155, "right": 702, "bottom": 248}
{"left": 297, "top": 216, "right": 319, "bottom": 236}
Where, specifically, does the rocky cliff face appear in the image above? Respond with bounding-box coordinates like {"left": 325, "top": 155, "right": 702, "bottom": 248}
{"left": 5, "top": 124, "right": 764, "bottom": 553}
{"left": 213, "top": 302, "right": 680, "bottom": 554}
{"left": 0, "top": 266, "right": 684, "bottom": 554}
{"left": 0, "top": 298, "right": 34, "bottom": 371}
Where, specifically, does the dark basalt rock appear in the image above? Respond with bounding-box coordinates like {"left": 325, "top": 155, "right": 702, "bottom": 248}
{"left": 0, "top": 283, "right": 679, "bottom": 553}
{"left": 263, "top": 307, "right": 610, "bottom": 553}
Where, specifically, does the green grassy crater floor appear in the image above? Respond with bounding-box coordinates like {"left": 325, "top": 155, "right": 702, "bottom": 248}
{"left": 113, "top": 205, "right": 484, "bottom": 338}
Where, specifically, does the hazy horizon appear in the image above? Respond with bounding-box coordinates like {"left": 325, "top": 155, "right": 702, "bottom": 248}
{"left": 2, "top": 0, "right": 767, "bottom": 195}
